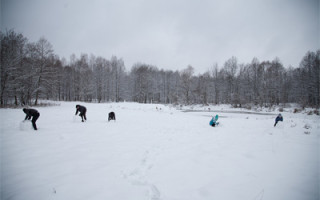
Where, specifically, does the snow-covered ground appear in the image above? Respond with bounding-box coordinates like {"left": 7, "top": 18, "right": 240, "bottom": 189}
{"left": 1, "top": 102, "right": 319, "bottom": 200}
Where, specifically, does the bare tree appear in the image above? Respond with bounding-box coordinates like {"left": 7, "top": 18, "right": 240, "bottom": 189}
{"left": 93, "top": 56, "right": 105, "bottom": 103}
{"left": 0, "top": 30, "right": 28, "bottom": 106}
{"left": 180, "top": 65, "right": 194, "bottom": 104}
{"left": 195, "top": 72, "right": 211, "bottom": 105}
{"left": 298, "top": 50, "right": 320, "bottom": 107}
{"left": 29, "top": 37, "right": 54, "bottom": 105}
{"left": 131, "top": 63, "right": 154, "bottom": 103}
{"left": 110, "top": 56, "right": 126, "bottom": 102}
{"left": 223, "top": 56, "right": 238, "bottom": 105}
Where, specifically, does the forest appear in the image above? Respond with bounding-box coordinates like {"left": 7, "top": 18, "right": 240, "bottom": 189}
{"left": 1, "top": 30, "right": 319, "bottom": 108}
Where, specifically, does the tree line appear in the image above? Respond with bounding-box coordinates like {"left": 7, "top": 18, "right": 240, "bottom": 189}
{"left": 1, "top": 30, "right": 319, "bottom": 108}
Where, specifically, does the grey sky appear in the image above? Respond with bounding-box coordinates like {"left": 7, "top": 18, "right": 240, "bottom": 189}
{"left": 1, "top": 0, "right": 319, "bottom": 73}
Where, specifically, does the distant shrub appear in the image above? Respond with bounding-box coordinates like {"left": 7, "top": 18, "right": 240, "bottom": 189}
{"left": 268, "top": 106, "right": 275, "bottom": 112}
{"left": 278, "top": 108, "right": 284, "bottom": 112}
{"left": 0, "top": 102, "right": 60, "bottom": 109}
{"left": 36, "top": 102, "right": 60, "bottom": 107}
{"left": 314, "top": 110, "right": 319, "bottom": 115}
{"left": 293, "top": 108, "right": 301, "bottom": 113}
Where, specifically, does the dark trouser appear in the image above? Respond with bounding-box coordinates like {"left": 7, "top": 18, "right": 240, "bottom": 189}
{"left": 80, "top": 112, "right": 87, "bottom": 122}
{"left": 32, "top": 113, "right": 40, "bottom": 130}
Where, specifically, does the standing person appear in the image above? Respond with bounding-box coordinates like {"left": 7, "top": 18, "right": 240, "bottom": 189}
{"left": 75, "top": 104, "right": 87, "bottom": 122}
{"left": 23, "top": 108, "right": 40, "bottom": 130}
{"left": 274, "top": 114, "right": 283, "bottom": 127}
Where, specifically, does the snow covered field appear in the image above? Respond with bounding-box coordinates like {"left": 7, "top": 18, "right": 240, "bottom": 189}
{"left": 1, "top": 102, "right": 319, "bottom": 200}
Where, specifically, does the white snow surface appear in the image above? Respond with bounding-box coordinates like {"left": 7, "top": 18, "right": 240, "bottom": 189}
{"left": 1, "top": 102, "right": 319, "bottom": 200}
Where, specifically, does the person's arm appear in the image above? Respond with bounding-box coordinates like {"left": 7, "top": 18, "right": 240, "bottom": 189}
{"left": 25, "top": 110, "right": 30, "bottom": 120}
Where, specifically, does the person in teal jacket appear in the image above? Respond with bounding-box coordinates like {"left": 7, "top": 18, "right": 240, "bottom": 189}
{"left": 209, "top": 115, "right": 219, "bottom": 127}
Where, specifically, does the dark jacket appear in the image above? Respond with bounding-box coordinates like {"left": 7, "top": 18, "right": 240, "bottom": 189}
{"left": 75, "top": 105, "right": 86, "bottom": 115}
{"left": 275, "top": 115, "right": 283, "bottom": 123}
{"left": 23, "top": 108, "right": 39, "bottom": 120}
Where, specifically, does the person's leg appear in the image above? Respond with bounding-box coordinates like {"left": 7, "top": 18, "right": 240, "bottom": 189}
{"left": 83, "top": 112, "right": 87, "bottom": 121}
{"left": 32, "top": 113, "right": 39, "bottom": 130}
{"left": 79, "top": 113, "right": 84, "bottom": 122}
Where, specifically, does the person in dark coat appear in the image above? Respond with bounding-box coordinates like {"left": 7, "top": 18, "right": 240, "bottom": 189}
{"left": 274, "top": 114, "right": 283, "bottom": 127}
{"left": 23, "top": 108, "right": 40, "bottom": 130}
{"left": 75, "top": 104, "right": 87, "bottom": 122}
{"left": 108, "top": 112, "right": 116, "bottom": 121}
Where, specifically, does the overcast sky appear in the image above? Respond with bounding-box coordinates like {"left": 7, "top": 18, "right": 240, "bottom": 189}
{"left": 1, "top": 0, "right": 319, "bottom": 73}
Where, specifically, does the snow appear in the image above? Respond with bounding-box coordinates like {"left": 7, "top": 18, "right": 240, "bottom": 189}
{"left": 1, "top": 102, "right": 319, "bottom": 200}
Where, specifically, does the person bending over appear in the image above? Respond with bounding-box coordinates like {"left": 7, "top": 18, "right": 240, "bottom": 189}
{"left": 23, "top": 108, "right": 40, "bottom": 130}
{"left": 75, "top": 104, "right": 87, "bottom": 122}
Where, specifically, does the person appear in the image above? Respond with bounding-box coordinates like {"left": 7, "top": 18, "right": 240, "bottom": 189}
{"left": 274, "top": 114, "right": 283, "bottom": 127}
{"left": 209, "top": 115, "right": 219, "bottom": 127}
{"left": 108, "top": 112, "right": 116, "bottom": 121}
{"left": 23, "top": 108, "right": 40, "bottom": 130}
{"left": 75, "top": 104, "right": 87, "bottom": 122}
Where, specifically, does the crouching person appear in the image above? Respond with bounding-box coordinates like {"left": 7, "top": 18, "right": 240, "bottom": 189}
{"left": 209, "top": 115, "right": 219, "bottom": 127}
{"left": 274, "top": 114, "right": 283, "bottom": 127}
{"left": 108, "top": 112, "right": 116, "bottom": 122}
{"left": 23, "top": 108, "right": 40, "bottom": 130}
{"left": 75, "top": 104, "right": 87, "bottom": 122}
